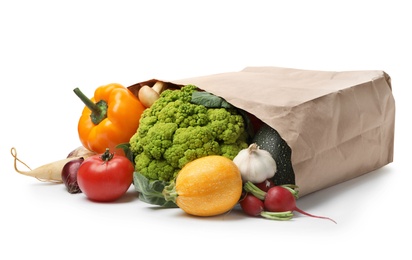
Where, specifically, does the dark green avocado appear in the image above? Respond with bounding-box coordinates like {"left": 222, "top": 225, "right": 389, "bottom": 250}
{"left": 252, "top": 123, "right": 295, "bottom": 185}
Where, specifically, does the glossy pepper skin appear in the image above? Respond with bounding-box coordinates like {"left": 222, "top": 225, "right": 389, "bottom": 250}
{"left": 74, "top": 83, "right": 145, "bottom": 154}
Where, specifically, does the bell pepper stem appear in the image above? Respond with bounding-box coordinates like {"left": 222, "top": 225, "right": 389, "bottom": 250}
{"left": 73, "top": 87, "right": 108, "bottom": 125}
{"left": 73, "top": 88, "right": 100, "bottom": 114}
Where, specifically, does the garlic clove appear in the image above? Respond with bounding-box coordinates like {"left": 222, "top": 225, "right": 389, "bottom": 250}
{"left": 233, "top": 143, "right": 277, "bottom": 183}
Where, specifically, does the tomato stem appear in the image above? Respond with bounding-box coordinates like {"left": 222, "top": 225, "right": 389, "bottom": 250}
{"left": 100, "top": 148, "right": 114, "bottom": 163}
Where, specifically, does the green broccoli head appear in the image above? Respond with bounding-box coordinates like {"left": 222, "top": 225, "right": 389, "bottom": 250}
{"left": 129, "top": 84, "right": 249, "bottom": 182}
{"left": 164, "top": 126, "right": 221, "bottom": 169}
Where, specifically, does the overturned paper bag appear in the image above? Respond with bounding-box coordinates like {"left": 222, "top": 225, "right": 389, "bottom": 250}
{"left": 130, "top": 67, "right": 395, "bottom": 197}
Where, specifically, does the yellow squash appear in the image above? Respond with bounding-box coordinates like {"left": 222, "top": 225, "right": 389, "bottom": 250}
{"left": 172, "top": 155, "right": 243, "bottom": 217}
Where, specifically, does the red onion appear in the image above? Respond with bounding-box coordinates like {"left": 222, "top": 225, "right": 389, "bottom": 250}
{"left": 61, "top": 158, "right": 84, "bottom": 194}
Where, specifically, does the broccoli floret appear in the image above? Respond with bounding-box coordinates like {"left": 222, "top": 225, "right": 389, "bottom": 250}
{"left": 134, "top": 153, "right": 175, "bottom": 181}
{"left": 139, "top": 122, "right": 177, "bottom": 159}
{"left": 207, "top": 108, "right": 247, "bottom": 144}
{"left": 129, "top": 84, "right": 249, "bottom": 182}
{"left": 220, "top": 142, "right": 249, "bottom": 158}
{"left": 164, "top": 126, "right": 221, "bottom": 169}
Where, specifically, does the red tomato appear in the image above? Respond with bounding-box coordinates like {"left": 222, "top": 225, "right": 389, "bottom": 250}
{"left": 77, "top": 149, "right": 134, "bottom": 202}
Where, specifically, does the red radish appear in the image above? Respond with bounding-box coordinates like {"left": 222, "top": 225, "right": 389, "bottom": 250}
{"left": 239, "top": 193, "right": 264, "bottom": 216}
{"left": 264, "top": 186, "right": 336, "bottom": 224}
{"left": 255, "top": 179, "right": 275, "bottom": 192}
{"left": 239, "top": 193, "right": 293, "bottom": 220}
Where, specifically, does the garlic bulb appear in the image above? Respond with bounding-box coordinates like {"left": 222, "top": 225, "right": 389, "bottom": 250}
{"left": 233, "top": 143, "right": 277, "bottom": 183}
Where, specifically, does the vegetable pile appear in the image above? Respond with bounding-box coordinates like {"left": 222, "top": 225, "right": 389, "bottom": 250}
{"left": 129, "top": 84, "right": 248, "bottom": 181}
{"left": 10, "top": 80, "right": 337, "bottom": 223}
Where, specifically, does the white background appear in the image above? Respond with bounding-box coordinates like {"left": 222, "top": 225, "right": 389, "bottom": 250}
{"left": 1, "top": 0, "right": 410, "bottom": 259}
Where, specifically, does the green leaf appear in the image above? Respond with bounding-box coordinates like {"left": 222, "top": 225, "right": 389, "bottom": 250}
{"left": 191, "top": 91, "right": 234, "bottom": 109}
{"left": 133, "top": 171, "right": 178, "bottom": 207}
{"left": 116, "top": 142, "right": 134, "bottom": 165}
{"left": 191, "top": 90, "right": 255, "bottom": 140}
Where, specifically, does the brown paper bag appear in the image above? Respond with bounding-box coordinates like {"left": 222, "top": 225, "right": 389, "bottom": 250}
{"left": 129, "top": 66, "right": 395, "bottom": 197}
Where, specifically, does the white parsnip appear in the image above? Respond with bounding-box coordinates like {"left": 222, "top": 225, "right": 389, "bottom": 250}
{"left": 10, "top": 146, "right": 95, "bottom": 183}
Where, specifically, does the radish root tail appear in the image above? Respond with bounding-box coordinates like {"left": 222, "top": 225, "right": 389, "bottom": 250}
{"left": 294, "top": 207, "right": 337, "bottom": 224}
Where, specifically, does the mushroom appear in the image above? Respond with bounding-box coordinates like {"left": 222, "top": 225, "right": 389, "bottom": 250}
{"left": 138, "top": 81, "right": 166, "bottom": 108}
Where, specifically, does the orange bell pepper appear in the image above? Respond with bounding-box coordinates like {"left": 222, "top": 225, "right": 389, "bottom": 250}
{"left": 73, "top": 83, "right": 145, "bottom": 154}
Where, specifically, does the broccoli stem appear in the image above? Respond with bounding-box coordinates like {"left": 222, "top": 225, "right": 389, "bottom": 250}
{"left": 162, "top": 181, "right": 178, "bottom": 203}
